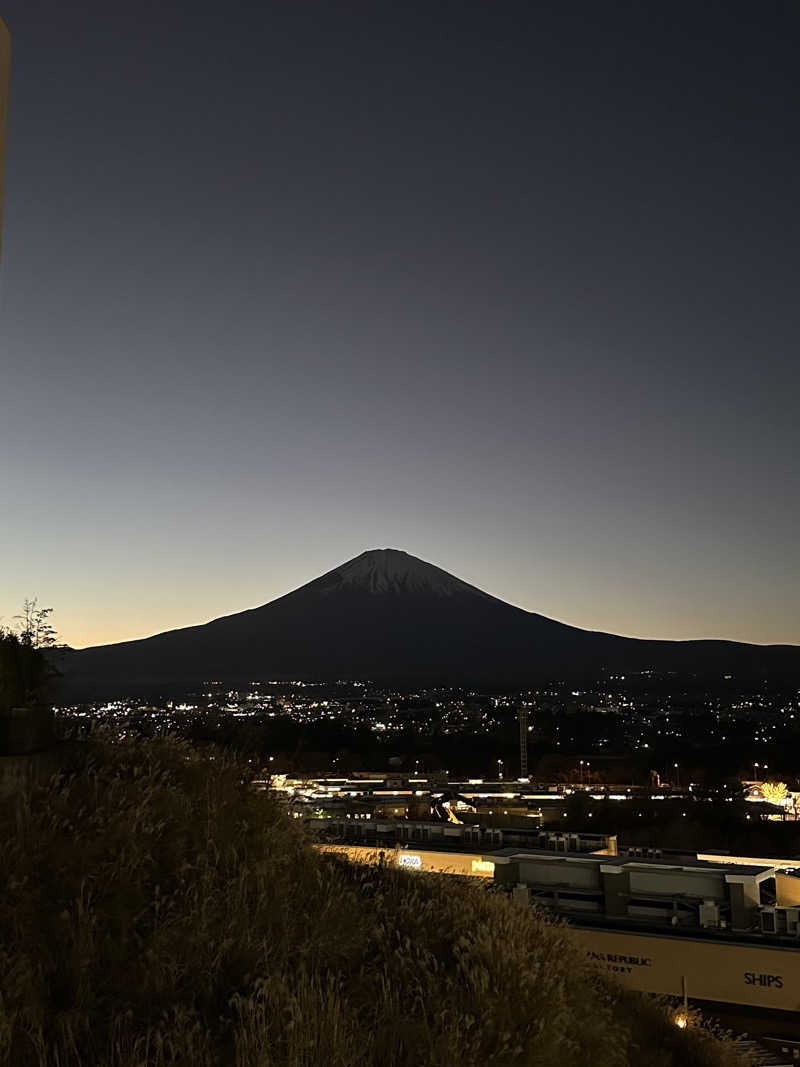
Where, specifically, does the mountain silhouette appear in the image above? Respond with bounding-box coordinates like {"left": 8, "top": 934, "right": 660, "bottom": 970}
{"left": 59, "top": 548, "right": 800, "bottom": 698}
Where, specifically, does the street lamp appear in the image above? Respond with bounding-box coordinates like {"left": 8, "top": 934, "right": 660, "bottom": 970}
{"left": 674, "top": 762, "right": 680, "bottom": 789}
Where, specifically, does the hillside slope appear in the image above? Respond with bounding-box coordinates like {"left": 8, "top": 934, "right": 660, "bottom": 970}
{"left": 0, "top": 738, "right": 743, "bottom": 1066}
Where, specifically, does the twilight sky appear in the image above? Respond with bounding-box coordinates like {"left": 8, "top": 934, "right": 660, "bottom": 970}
{"left": 1, "top": 1, "right": 798, "bottom": 649}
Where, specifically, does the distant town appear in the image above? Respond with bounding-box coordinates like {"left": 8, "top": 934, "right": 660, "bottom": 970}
{"left": 51, "top": 672, "right": 800, "bottom": 1055}
{"left": 57, "top": 671, "right": 800, "bottom": 789}
{"left": 54, "top": 671, "right": 800, "bottom": 861}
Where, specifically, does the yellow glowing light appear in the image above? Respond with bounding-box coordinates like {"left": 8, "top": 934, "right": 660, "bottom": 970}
{"left": 761, "top": 781, "right": 789, "bottom": 803}
{"left": 471, "top": 859, "right": 495, "bottom": 874}
{"left": 674, "top": 1014, "right": 688, "bottom": 1030}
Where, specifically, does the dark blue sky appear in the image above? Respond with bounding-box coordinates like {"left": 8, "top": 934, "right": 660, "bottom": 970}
{"left": 2, "top": 1, "right": 798, "bottom": 647}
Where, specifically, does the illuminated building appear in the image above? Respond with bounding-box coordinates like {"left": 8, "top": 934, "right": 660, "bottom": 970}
{"left": 495, "top": 851, "right": 776, "bottom": 932}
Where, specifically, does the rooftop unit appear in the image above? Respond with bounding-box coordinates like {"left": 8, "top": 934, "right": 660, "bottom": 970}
{"left": 760, "top": 906, "right": 800, "bottom": 937}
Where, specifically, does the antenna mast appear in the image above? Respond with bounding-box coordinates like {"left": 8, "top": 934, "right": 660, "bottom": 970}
{"left": 518, "top": 703, "right": 529, "bottom": 779}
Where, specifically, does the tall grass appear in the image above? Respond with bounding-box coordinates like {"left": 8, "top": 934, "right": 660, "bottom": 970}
{"left": 0, "top": 737, "right": 744, "bottom": 1065}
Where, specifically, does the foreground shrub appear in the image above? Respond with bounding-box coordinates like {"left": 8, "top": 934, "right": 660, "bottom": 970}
{"left": 0, "top": 738, "right": 744, "bottom": 1065}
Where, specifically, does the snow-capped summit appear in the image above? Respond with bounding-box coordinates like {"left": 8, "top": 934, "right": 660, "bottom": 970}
{"left": 320, "top": 548, "right": 492, "bottom": 599}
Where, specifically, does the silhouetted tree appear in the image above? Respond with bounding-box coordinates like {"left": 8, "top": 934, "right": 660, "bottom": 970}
{"left": 15, "top": 598, "right": 57, "bottom": 651}
{"left": 0, "top": 600, "right": 59, "bottom": 712}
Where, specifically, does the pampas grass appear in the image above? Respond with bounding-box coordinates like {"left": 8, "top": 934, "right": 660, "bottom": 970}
{"left": 0, "top": 737, "right": 744, "bottom": 1066}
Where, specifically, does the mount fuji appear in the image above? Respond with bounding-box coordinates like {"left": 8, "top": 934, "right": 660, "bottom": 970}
{"left": 58, "top": 548, "right": 800, "bottom": 698}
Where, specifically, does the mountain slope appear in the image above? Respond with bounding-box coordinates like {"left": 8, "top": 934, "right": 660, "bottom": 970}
{"left": 59, "top": 549, "right": 800, "bottom": 698}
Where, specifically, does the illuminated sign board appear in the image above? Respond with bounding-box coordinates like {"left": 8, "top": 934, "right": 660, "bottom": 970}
{"left": 471, "top": 859, "right": 495, "bottom": 875}
{"left": 399, "top": 854, "right": 422, "bottom": 869}
{"left": 578, "top": 928, "right": 800, "bottom": 1011}
{"left": 0, "top": 18, "right": 9, "bottom": 262}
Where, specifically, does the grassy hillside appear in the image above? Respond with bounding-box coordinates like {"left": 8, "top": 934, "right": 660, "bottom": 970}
{"left": 0, "top": 738, "right": 743, "bottom": 1066}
